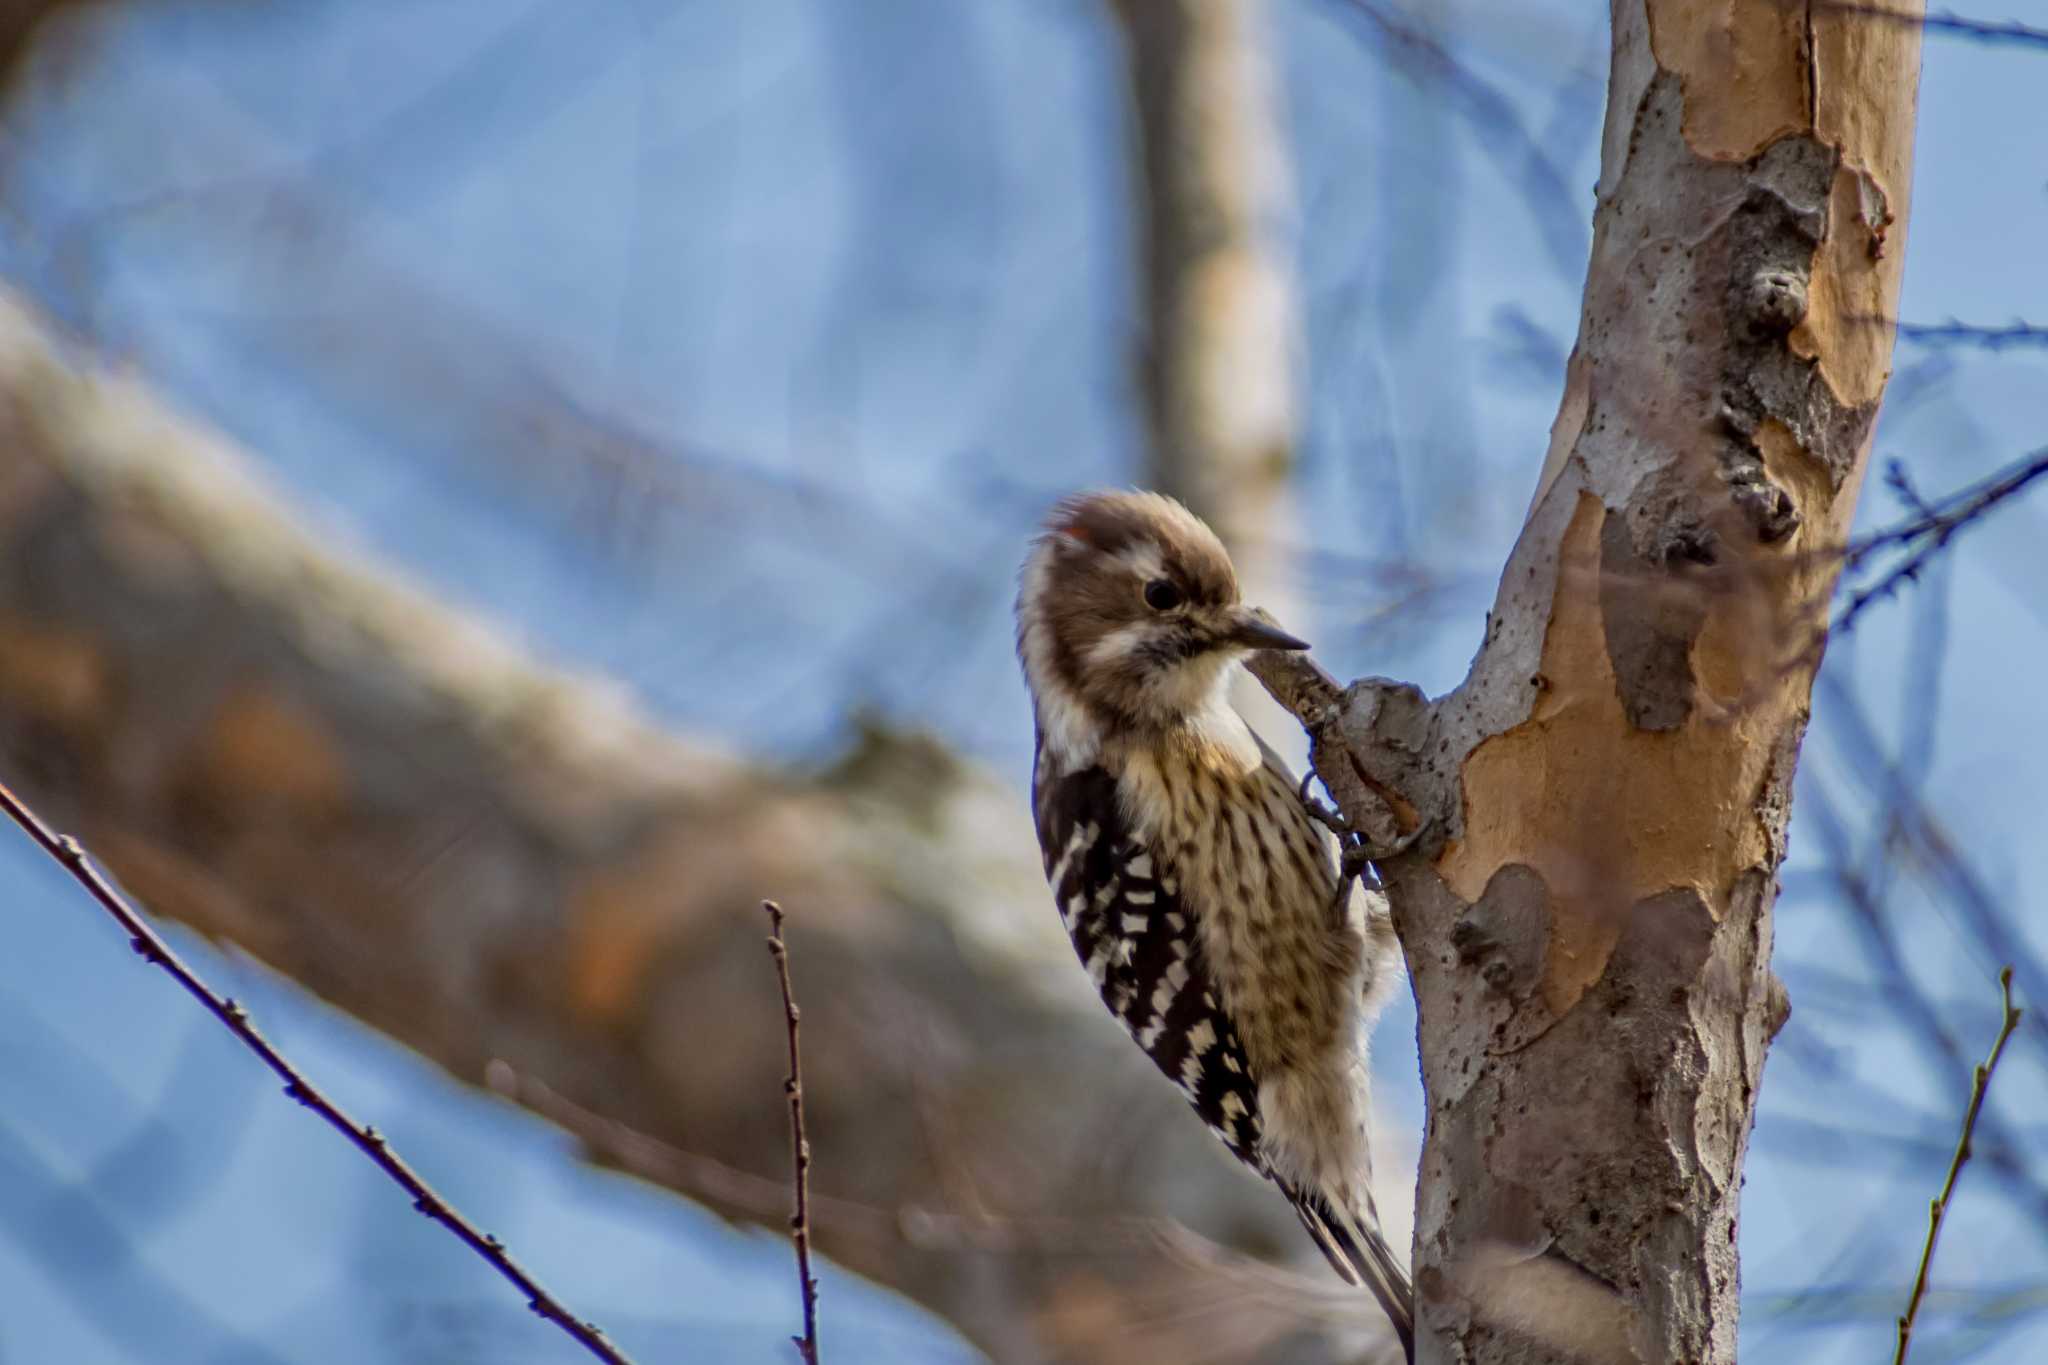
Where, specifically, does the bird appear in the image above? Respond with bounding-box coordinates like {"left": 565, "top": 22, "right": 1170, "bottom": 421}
{"left": 1016, "top": 489, "right": 1414, "bottom": 1361}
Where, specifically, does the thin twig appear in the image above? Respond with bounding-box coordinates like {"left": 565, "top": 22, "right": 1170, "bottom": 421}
{"left": 1815, "top": 3, "right": 2048, "bottom": 50}
{"left": 764, "top": 900, "right": 821, "bottom": 1365}
{"left": 1727, "top": 443, "right": 2048, "bottom": 706}
{"left": 1845, "top": 446, "right": 2048, "bottom": 572}
{"left": 1898, "top": 320, "right": 2048, "bottom": 351}
{"left": 1829, "top": 445, "right": 2048, "bottom": 646}
{"left": 1894, "top": 967, "right": 2024, "bottom": 1365}
{"left": 1326, "top": 0, "right": 1591, "bottom": 280}
{"left": 0, "top": 775, "right": 635, "bottom": 1365}
{"left": 1802, "top": 783, "right": 2048, "bottom": 1229}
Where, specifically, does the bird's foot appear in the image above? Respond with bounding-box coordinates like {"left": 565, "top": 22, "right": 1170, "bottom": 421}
{"left": 1298, "top": 770, "right": 1350, "bottom": 836}
{"left": 1301, "top": 771, "right": 1378, "bottom": 922}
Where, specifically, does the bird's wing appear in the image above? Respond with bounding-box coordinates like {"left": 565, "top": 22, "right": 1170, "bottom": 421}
{"left": 1249, "top": 728, "right": 1301, "bottom": 790}
{"left": 1248, "top": 730, "right": 1342, "bottom": 879}
{"left": 1032, "top": 754, "right": 1264, "bottom": 1168}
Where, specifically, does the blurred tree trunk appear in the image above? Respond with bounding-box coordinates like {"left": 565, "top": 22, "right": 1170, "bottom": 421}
{"left": 1112, "top": 0, "right": 1306, "bottom": 758}
{"left": 1252, "top": 2, "right": 1924, "bottom": 1361}
{"left": 0, "top": 290, "right": 1337, "bottom": 1364}
{"left": 1112, "top": 0, "right": 1426, "bottom": 1313}
{"left": 0, "top": 1, "right": 103, "bottom": 92}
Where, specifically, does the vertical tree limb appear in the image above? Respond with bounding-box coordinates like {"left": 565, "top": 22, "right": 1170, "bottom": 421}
{"left": 1253, "top": 3, "right": 1926, "bottom": 1360}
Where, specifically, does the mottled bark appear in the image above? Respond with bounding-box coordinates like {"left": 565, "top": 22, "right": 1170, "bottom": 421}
{"left": 0, "top": 290, "right": 1323, "bottom": 1365}
{"left": 1111, "top": 0, "right": 1306, "bottom": 755}
{"left": 1252, "top": 2, "right": 1923, "bottom": 1361}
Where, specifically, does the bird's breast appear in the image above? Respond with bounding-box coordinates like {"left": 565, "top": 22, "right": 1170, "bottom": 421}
{"left": 1114, "top": 739, "right": 1361, "bottom": 1077}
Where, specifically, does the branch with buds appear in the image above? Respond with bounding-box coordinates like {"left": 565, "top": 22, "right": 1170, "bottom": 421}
{"left": 0, "top": 774, "right": 635, "bottom": 1365}
{"left": 765, "top": 900, "right": 822, "bottom": 1365}
{"left": 1894, "top": 968, "right": 2023, "bottom": 1365}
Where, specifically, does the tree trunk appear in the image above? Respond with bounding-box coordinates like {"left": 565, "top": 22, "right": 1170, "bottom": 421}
{"left": 1252, "top": 2, "right": 1924, "bottom": 1360}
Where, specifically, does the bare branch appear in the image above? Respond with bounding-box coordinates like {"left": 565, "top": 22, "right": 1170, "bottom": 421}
{"left": 1835, "top": 444, "right": 2048, "bottom": 638}
{"left": 0, "top": 282, "right": 1333, "bottom": 1362}
{"left": 1324, "top": 0, "right": 1591, "bottom": 281}
{"left": 1895, "top": 968, "right": 2025, "bottom": 1364}
{"left": 1241, "top": 648, "right": 1344, "bottom": 738}
{"left": 1817, "top": 670, "right": 2048, "bottom": 1055}
{"left": 1898, "top": 320, "right": 2048, "bottom": 350}
{"left": 1816, "top": 2, "right": 2048, "bottom": 49}
{"left": 765, "top": 900, "right": 821, "bottom": 1365}
{"left": 1800, "top": 781, "right": 2048, "bottom": 1225}
{"left": 1687, "top": 441, "right": 2048, "bottom": 716}
{"left": 1261, "top": 444, "right": 2048, "bottom": 763}
{"left": 0, "top": 775, "right": 636, "bottom": 1365}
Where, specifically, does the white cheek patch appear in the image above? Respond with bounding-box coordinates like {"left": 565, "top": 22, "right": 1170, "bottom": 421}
{"left": 1114, "top": 542, "right": 1168, "bottom": 584}
{"left": 1085, "top": 622, "right": 1249, "bottom": 734}
{"left": 1084, "top": 622, "right": 1151, "bottom": 672}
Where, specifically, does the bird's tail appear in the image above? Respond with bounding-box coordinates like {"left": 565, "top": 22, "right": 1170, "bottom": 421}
{"left": 1286, "top": 1184, "right": 1415, "bottom": 1363}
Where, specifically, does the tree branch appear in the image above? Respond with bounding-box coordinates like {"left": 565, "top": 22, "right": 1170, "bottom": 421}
{"left": 1816, "top": 3, "right": 2048, "bottom": 50}
{"left": 0, "top": 282, "right": 1313, "bottom": 1363}
{"left": 0, "top": 774, "right": 636, "bottom": 1365}
{"left": 764, "top": 900, "right": 821, "bottom": 1365}
{"left": 1898, "top": 320, "right": 2048, "bottom": 350}
{"left": 1895, "top": 968, "right": 2024, "bottom": 1364}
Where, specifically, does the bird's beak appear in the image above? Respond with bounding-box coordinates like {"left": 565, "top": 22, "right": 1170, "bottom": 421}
{"left": 1226, "top": 609, "right": 1311, "bottom": 653}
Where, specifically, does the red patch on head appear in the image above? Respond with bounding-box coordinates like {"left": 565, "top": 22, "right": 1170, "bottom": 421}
{"left": 1054, "top": 515, "right": 1099, "bottom": 548}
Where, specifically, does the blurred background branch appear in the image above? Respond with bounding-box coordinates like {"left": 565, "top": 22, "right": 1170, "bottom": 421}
{"left": 0, "top": 2, "right": 2042, "bottom": 1362}
{"left": 0, "top": 285, "right": 1346, "bottom": 1361}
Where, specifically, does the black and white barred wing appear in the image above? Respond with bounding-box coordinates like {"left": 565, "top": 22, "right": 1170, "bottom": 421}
{"left": 1031, "top": 759, "right": 1262, "bottom": 1167}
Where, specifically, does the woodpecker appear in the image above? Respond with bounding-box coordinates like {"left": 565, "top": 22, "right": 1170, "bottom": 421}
{"left": 1016, "top": 489, "right": 1414, "bottom": 1361}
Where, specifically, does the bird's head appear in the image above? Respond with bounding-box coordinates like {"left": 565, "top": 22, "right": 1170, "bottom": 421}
{"left": 1016, "top": 490, "right": 1308, "bottom": 746}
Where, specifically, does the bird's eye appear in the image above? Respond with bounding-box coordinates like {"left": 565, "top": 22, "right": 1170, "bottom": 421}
{"left": 1143, "top": 579, "right": 1183, "bottom": 612}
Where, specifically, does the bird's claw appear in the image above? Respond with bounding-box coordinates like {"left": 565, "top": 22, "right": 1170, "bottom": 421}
{"left": 1298, "top": 770, "right": 1350, "bottom": 836}
{"left": 1326, "top": 833, "right": 1377, "bottom": 923}
{"left": 1300, "top": 771, "right": 1377, "bottom": 921}
{"left": 1338, "top": 838, "right": 1373, "bottom": 884}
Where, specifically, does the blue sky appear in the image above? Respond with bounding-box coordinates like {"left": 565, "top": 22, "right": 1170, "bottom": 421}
{"left": 2, "top": 2, "right": 2045, "bottom": 1362}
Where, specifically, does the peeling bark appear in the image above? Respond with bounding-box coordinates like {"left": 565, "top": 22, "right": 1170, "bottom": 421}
{"left": 1254, "top": 3, "right": 1923, "bottom": 1360}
